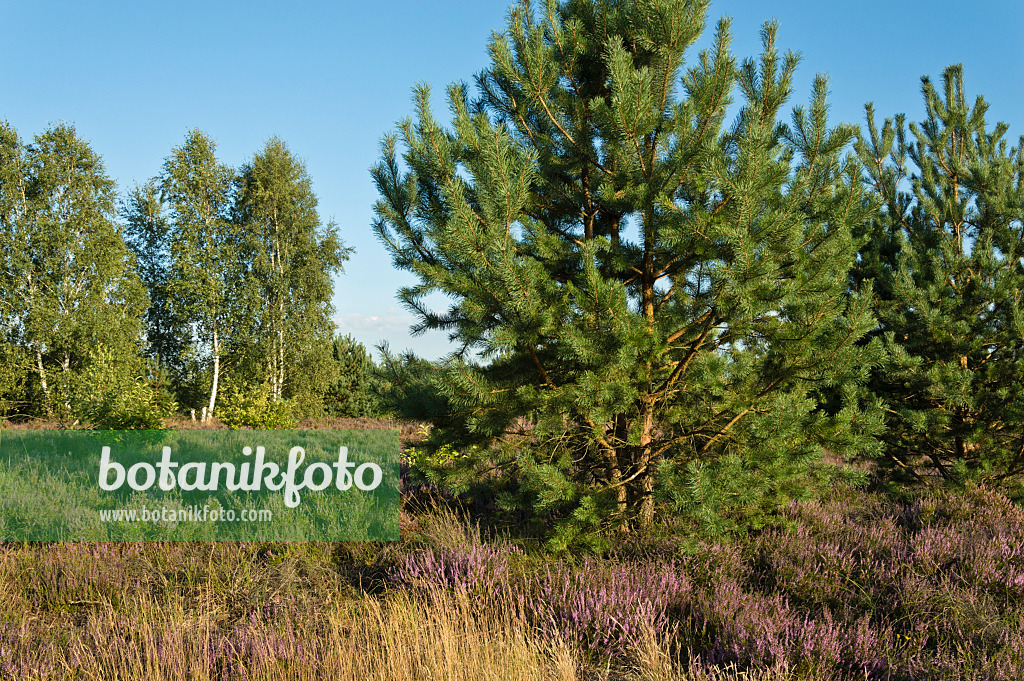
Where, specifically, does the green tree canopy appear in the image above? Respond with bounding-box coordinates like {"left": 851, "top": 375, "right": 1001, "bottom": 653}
{"left": 233, "top": 137, "right": 350, "bottom": 414}
{"left": 0, "top": 121, "right": 147, "bottom": 420}
{"left": 123, "top": 179, "right": 189, "bottom": 376}
{"left": 373, "top": 0, "right": 882, "bottom": 540}
{"left": 855, "top": 65, "right": 1024, "bottom": 484}
{"left": 160, "top": 129, "right": 239, "bottom": 421}
{"left": 323, "top": 333, "right": 376, "bottom": 418}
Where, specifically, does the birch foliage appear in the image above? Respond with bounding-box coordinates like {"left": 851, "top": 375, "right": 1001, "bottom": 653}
{"left": 0, "top": 122, "right": 146, "bottom": 419}
{"left": 233, "top": 137, "right": 349, "bottom": 414}
{"left": 160, "top": 129, "right": 239, "bottom": 421}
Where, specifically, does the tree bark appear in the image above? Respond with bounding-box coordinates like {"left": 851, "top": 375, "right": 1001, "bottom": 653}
{"left": 61, "top": 351, "right": 71, "bottom": 416}
{"left": 35, "top": 347, "right": 51, "bottom": 416}
{"left": 634, "top": 398, "right": 657, "bottom": 529}
{"left": 207, "top": 327, "right": 220, "bottom": 421}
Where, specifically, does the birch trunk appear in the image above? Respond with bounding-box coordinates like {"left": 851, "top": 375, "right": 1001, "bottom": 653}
{"left": 61, "top": 351, "right": 71, "bottom": 416}
{"left": 276, "top": 307, "right": 285, "bottom": 401}
{"left": 35, "top": 347, "right": 51, "bottom": 415}
{"left": 273, "top": 225, "right": 285, "bottom": 401}
{"left": 207, "top": 327, "right": 220, "bottom": 421}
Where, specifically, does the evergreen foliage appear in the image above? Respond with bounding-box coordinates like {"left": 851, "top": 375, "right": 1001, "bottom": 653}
{"left": 324, "top": 334, "right": 376, "bottom": 418}
{"left": 374, "top": 348, "right": 454, "bottom": 422}
{"left": 5, "top": 3, "right": 1023, "bottom": 547}
{"left": 373, "top": 0, "right": 883, "bottom": 540}
{"left": 854, "top": 65, "right": 1024, "bottom": 484}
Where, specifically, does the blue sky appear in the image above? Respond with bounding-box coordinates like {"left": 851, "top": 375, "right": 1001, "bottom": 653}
{"left": 2, "top": 0, "right": 1021, "bottom": 360}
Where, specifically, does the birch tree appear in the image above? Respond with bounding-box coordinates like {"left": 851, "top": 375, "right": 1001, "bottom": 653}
{"left": 0, "top": 122, "right": 146, "bottom": 419}
{"left": 123, "top": 179, "right": 188, "bottom": 377}
{"left": 160, "top": 129, "right": 238, "bottom": 421}
{"left": 234, "top": 137, "right": 348, "bottom": 410}
{"left": 0, "top": 122, "right": 31, "bottom": 415}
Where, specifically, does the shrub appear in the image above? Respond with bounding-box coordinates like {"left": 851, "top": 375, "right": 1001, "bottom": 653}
{"left": 217, "top": 383, "right": 297, "bottom": 430}
{"left": 75, "top": 349, "right": 176, "bottom": 429}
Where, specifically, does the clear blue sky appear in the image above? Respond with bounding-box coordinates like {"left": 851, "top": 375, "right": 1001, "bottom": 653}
{"left": 2, "top": 0, "right": 1021, "bottom": 360}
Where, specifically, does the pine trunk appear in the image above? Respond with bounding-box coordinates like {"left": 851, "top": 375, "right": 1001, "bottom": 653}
{"left": 634, "top": 400, "right": 657, "bottom": 530}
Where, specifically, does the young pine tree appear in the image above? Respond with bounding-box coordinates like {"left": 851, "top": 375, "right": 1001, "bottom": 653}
{"left": 373, "top": 0, "right": 882, "bottom": 541}
{"left": 323, "top": 334, "right": 376, "bottom": 418}
{"left": 854, "top": 65, "right": 1024, "bottom": 484}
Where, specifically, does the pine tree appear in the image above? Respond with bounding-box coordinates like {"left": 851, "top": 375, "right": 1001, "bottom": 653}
{"left": 233, "top": 137, "right": 349, "bottom": 411}
{"left": 854, "top": 65, "right": 1024, "bottom": 484}
{"left": 373, "top": 0, "right": 881, "bottom": 538}
{"left": 323, "top": 334, "right": 376, "bottom": 418}
{"left": 0, "top": 122, "right": 147, "bottom": 420}
{"left": 160, "top": 129, "right": 239, "bottom": 421}
{"left": 373, "top": 347, "right": 452, "bottom": 421}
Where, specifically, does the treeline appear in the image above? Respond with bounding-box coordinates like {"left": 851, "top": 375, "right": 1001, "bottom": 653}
{"left": 0, "top": 124, "right": 377, "bottom": 428}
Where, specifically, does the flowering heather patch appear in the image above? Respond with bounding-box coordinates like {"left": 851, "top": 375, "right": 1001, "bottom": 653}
{"left": 532, "top": 557, "right": 692, "bottom": 657}
{"left": 723, "top": 483, "right": 1024, "bottom": 678}
{"left": 389, "top": 544, "right": 692, "bottom": 657}
{"left": 389, "top": 484, "right": 1024, "bottom": 679}
{"left": 682, "top": 576, "right": 892, "bottom": 678}
{"left": 388, "top": 543, "right": 521, "bottom": 596}
{"left": 8, "top": 541, "right": 149, "bottom": 609}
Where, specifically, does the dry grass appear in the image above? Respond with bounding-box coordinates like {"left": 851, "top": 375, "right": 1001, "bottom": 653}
{"left": 8, "top": 593, "right": 579, "bottom": 681}
{"left": 0, "top": 541, "right": 805, "bottom": 681}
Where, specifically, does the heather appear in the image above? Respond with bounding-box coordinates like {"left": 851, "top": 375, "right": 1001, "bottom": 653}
{"left": 387, "top": 482, "right": 1024, "bottom": 678}
{"left": 0, "top": 481, "right": 1020, "bottom": 680}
